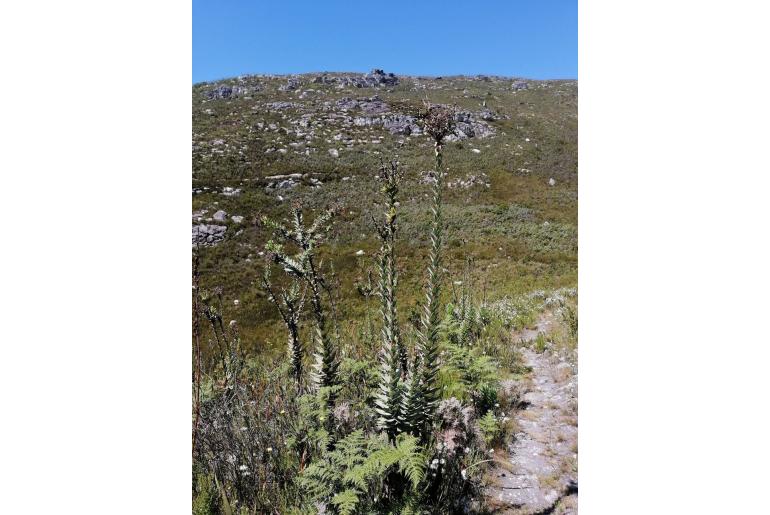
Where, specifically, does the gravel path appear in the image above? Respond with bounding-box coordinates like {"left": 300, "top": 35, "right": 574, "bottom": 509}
{"left": 484, "top": 317, "right": 578, "bottom": 514}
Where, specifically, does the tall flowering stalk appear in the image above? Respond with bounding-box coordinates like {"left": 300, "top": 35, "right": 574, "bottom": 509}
{"left": 192, "top": 253, "right": 202, "bottom": 457}
{"left": 373, "top": 160, "right": 407, "bottom": 441}
{"left": 407, "top": 105, "right": 454, "bottom": 442}
{"left": 262, "top": 202, "right": 340, "bottom": 406}
{"left": 262, "top": 266, "right": 306, "bottom": 386}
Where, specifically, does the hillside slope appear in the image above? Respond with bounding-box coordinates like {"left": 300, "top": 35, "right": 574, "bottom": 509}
{"left": 192, "top": 70, "right": 577, "bottom": 357}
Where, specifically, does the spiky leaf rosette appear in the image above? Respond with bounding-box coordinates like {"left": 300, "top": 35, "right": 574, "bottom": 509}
{"left": 410, "top": 159, "right": 444, "bottom": 442}
{"left": 373, "top": 160, "right": 408, "bottom": 441}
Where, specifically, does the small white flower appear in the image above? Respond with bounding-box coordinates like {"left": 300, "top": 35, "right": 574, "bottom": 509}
{"left": 461, "top": 469, "right": 467, "bottom": 480}
{"left": 266, "top": 447, "right": 273, "bottom": 452}
{"left": 233, "top": 299, "right": 240, "bottom": 306}
{"left": 464, "top": 447, "right": 471, "bottom": 453}
{"left": 239, "top": 464, "right": 248, "bottom": 471}
{"left": 453, "top": 281, "right": 463, "bottom": 286}
{"left": 488, "top": 449, "right": 494, "bottom": 455}
{"left": 440, "top": 458, "right": 445, "bottom": 465}
{"left": 355, "top": 250, "right": 365, "bottom": 256}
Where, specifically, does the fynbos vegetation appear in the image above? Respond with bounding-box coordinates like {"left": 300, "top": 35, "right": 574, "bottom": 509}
{"left": 193, "top": 84, "right": 578, "bottom": 513}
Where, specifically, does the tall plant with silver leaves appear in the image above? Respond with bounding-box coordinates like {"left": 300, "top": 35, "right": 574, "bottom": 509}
{"left": 373, "top": 160, "right": 408, "bottom": 442}
{"left": 405, "top": 105, "right": 454, "bottom": 442}
{"left": 262, "top": 201, "right": 340, "bottom": 406}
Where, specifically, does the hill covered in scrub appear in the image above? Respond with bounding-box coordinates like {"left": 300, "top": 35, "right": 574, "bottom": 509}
{"left": 192, "top": 70, "right": 577, "bottom": 356}
{"left": 192, "top": 70, "right": 578, "bottom": 514}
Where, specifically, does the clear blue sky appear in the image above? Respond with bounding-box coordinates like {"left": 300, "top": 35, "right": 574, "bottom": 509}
{"left": 193, "top": 0, "right": 577, "bottom": 83}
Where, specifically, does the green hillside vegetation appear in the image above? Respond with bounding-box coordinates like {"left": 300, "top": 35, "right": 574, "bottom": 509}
{"left": 193, "top": 72, "right": 576, "bottom": 356}
{"left": 192, "top": 72, "right": 577, "bottom": 513}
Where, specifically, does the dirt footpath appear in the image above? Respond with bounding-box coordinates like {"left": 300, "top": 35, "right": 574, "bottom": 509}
{"left": 484, "top": 315, "right": 578, "bottom": 514}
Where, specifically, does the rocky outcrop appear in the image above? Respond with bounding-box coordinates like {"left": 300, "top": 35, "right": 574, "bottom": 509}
{"left": 335, "top": 95, "right": 390, "bottom": 114}
{"left": 193, "top": 224, "right": 226, "bottom": 246}
{"left": 383, "top": 114, "right": 421, "bottom": 135}
{"left": 445, "top": 111, "right": 496, "bottom": 141}
{"left": 206, "top": 85, "right": 252, "bottom": 99}
{"left": 365, "top": 68, "right": 399, "bottom": 86}
{"left": 264, "top": 101, "right": 298, "bottom": 110}
{"left": 313, "top": 69, "right": 400, "bottom": 89}
{"left": 279, "top": 78, "right": 301, "bottom": 91}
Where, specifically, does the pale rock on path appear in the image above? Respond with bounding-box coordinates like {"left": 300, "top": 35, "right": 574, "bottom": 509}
{"left": 484, "top": 316, "right": 578, "bottom": 514}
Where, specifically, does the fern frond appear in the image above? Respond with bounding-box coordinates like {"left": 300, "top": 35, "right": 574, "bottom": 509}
{"left": 331, "top": 489, "right": 360, "bottom": 515}
{"left": 395, "top": 434, "right": 426, "bottom": 490}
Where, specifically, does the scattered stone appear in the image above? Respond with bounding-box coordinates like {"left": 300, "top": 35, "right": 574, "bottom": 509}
{"left": 192, "top": 224, "right": 226, "bottom": 246}
{"left": 222, "top": 187, "right": 241, "bottom": 197}
{"left": 276, "top": 179, "right": 297, "bottom": 190}
{"left": 471, "top": 148, "right": 481, "bottom": 154}
{"left": 355, "top": 250, "right": 365, "bottom": 256}
{"left": 265, "top": 173, "right": 303, "bottom": 180}
{"left": 366, "top": 68, "right": 399, "bottom": 86}
{"left": 360, "top": 96, "right": 390, "bottom": 115}
{"left": 264, "top": 101, "right": 298, "bottom": 110}
{"left": 479, "top": 108, "right": 498, "bottom": 121}
{"left": 383, "top": 114, "right": 421, "bottom": 135}
{"left": 419, "top": 170, "right": 439, "bottom": 185}
{"left": 443, "top": 110, "right": 497, "bottom": 141}
{"left": 328, "top": 148, "right": 339, "bottom": 158}
{"left": 213, "top": 210, "right": 227, "bottom": 222}
{"left": 206, "top": 85, "right": 246, "bottom": 100}
{"left": 312, "top": 74, "right": 335, "bottom": 84}
{"left": 278, "top": 78, "right": 300, "bottom": 91}
{"left": 448, "top": 173, "right": 491, "bottom": 189}
{"left": 549, "top": 178, "right": 556, "bottom": 186}
{"left": 336, "top": 97, "right": 358, "bottom": 110}
{"left": 231, "top": 215, "right": 244, "bottom": 224}
{"left": 512, "top": 81, "right": 529, "bottom": 91}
